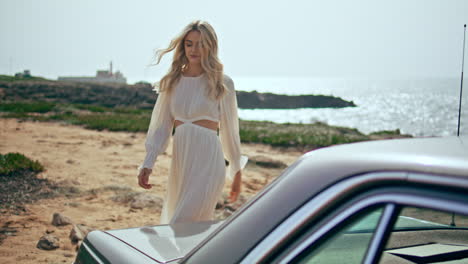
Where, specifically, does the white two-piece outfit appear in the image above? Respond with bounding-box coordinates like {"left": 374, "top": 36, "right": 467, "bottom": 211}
{"left": 141, "top": 74, "right": 246, "bottom": 224}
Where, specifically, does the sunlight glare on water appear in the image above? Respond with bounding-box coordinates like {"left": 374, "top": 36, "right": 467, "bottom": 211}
{"left": 235, "top": 77, "right": 462, "bottom": 137}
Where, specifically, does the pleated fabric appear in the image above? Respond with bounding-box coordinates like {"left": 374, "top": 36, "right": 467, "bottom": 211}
{"left": 141, "top": 74, "right": 244, "bottom": 224}
{"left": 160, "top": 123, "right": 226, "bottom": 224}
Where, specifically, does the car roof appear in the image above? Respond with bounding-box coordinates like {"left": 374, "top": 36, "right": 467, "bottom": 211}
{"left": 183, "top": 136, "right": 468, "bottom": 264}
{"left": 299, "top": 135, "right": 468, "bottom": 180}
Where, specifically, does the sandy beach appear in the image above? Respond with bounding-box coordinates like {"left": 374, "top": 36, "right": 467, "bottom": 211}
{"left": 0, "top": 118, "right": 303, "bottom": 263}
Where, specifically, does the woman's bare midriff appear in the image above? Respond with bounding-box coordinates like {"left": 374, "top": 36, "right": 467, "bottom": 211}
{"left": 174, "top": 119, "right": 219, "bottom": 131}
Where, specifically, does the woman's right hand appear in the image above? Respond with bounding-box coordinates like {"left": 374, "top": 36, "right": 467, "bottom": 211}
{"left": 138, "top": 168, "right": 153, "bottom": 189}
{"left": 229, "top": 170, "right": 242, "bottom": 203}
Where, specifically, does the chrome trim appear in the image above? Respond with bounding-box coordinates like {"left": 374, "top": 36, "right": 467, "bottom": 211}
{"left": 408, "top": 172, "right": 468, "bottom": 189}
{"left": 363, "top": 203, "right": 397, "bottom": 264}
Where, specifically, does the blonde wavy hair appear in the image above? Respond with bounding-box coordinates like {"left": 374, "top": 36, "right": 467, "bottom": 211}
{"left": 154, "top": 20, "right": 227, "bottom": 100}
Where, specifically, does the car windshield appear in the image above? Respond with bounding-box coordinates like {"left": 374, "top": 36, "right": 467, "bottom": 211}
{"left": 380, "top": 207, "right": 468, "bottom": 264}
{"left": 393, "top": 207, "right": 468, "bottom": 231}
{"left": 344, "top": 207, "right": 468, "bottom": 235}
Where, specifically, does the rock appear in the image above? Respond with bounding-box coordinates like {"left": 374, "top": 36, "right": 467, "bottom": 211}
{"left": 57, "top": 179, "right": 81, "bottom": 186}
{"left": 69, "top": 226, "right": 83, "bottom": 244}
{"left": 52, "top": 212, "right": 72, "bottom": 226}
{"left": 64, "top": 253, "right": 75, "bottom": 258}
{"left": 249, "top": 155, "right": 287, "bottom": 169}
{"left": 224, "top": 205, "right": 236, "bottom": 213}
{"left": 78, "top": 224, "right": 94, "bottom": 237}
{"left": 236, "top": 90, "right": 356, "bottom": 109}
{"left": 223, "top": 194, "right": 248, "bottom": 212}
{"left": 37, "top": 235, "right": 60, "bottom": 250}
{"left": 130, "top": 193, "right": 163, "bottom": 209}
{"left": 223, "top": 209, "right": 234, "bottom": 218}
{"left": 216, "top": 195, "right": 229, "bottom": 210}
{"left": 75, "top": 241, "right": 82, "bottom": 252}
{"left": 45, "top": 229, "right": 54, "bottom": 234}
{"left": 215, "top": 198, "right": 225, "bottom": 210}
{"left": 69, "top": 224, "right": 94, "bottom": 244}
{"left": 64, "top": 202, "right": 81, "bottom": 208}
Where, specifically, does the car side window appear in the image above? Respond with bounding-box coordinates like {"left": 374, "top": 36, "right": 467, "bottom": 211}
{"left": 379, "top": 206, "right": 468, "bottom": 264}
{"left": 293, "top": 206, "right": 384, "bottom": 264}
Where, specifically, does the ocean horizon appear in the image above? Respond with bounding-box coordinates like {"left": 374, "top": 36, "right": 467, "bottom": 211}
{"left": 232, "top": 76, "right": 467, "bottom": 137}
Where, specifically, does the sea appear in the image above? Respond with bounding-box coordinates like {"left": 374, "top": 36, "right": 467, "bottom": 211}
{"left": 233, "top": 76, "right": 467, "bottom": 137}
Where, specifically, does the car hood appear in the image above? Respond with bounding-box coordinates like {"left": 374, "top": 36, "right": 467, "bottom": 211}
{"left": 103, "top": 220, "right": 223, "bottom": 263}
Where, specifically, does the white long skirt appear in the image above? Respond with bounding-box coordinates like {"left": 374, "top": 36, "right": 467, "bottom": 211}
{"left": 159, "top": 123, "right": 226, "bottom": 224}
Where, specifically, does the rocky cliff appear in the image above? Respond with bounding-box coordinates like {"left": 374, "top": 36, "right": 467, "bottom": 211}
{"left": 237, "top": 90, "right": 355, "bottom": 109}
{"left": 0, "top": 80, "right": 355, "bottom": 109}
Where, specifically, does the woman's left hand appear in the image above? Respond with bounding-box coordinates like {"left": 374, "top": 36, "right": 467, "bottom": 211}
{"left": 229, "top": 170, "right": 242, "bottom": 203}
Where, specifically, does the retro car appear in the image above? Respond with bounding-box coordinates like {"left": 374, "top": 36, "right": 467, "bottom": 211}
{"left": 75, "top": 135, "right": 468, "bottom": 264}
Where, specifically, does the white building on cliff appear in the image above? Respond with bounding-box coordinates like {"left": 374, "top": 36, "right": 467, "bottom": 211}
{"left": 58, "top": 62, "right": 127, "bottom": 84}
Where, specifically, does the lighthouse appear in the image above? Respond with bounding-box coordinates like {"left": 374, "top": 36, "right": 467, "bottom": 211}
{"left": 58, "top": 61, "right": 126, "bottom": 84}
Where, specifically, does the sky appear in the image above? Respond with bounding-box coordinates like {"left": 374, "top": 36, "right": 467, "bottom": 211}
{"left": 0, "top": 0, "right": 467, "bottom": 84}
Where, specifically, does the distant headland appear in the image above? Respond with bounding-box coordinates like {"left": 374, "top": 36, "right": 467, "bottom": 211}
{"left": 0, "top": 74, "right": 355, "bottom": 109}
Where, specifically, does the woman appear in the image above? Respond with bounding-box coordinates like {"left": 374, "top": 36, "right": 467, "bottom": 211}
{"left": 137, "top": 20, "right": 246, "bottom": 224}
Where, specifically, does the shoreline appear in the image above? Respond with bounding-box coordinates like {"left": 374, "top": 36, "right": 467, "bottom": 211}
{"left": 0, "top": 101, "right": 411, "bottom": 153}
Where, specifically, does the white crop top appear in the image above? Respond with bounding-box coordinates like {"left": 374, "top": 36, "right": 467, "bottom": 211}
{"left": 141, "top": 74, "right": 244, "bottom": 179}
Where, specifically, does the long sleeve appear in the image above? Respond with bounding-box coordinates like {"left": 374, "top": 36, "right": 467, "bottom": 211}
{"left": 141, "top": 90, "right": 174, "bottom": 170}
{"left": 219, "top": 76, "right": 243, "bottom": 181}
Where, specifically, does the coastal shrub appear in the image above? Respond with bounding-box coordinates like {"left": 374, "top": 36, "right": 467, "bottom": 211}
{"left": 74, "top": 104, "right": 107, "bottom": 113}
{"left": 238, "top": 120, "right": 369, "bottom": 149}
{"left": 113, "top": 107, "right": 148, "bottom": 115}
{"left": 2, "top": 112, "right": 31, "bottom": 119}
{"left": 61, "top": 113, "right": 149, "bottom": 132}
{"left": 0, "top": 153, "right": 44, "bottom": 176}
{"left": 0, "top": 152, "right": 73, "bottom": 213}
{"left": 370, "top": 129, "right": 401, "bottom": 136}
{"left": 0, "top": 74, "right": 47, "bottom": 82}
{"left": 0, "top": 101, "right": 56, "bottom": 113}
{"left": 0, "top": 101, "right": 149, "bottom": 119}
{"left": 47, "top": 111, "right": 75, "bottom": 120}
{"left": 70, "top": 104, "right": 145, "bottom": 114}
